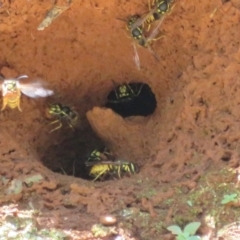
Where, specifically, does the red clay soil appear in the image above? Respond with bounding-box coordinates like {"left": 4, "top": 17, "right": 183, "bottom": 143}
{"left": 0, "top": 0, "right": 240, "bottom": 239}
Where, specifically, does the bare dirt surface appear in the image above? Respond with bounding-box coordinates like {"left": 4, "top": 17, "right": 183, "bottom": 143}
{"left": 1, "top": 0, "right": 240, "bottom": 239}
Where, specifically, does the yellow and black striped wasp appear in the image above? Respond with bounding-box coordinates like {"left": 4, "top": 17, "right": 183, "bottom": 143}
{"left": 86, "top": 147, "right": 115, "bottom": 163}
{"left": 107, "top": 80, "right": 144, "bottom": 103}
{"left": 129, "top": 0, "right": 173, "bottom": 32}
{"left": 86, "top": 160, "right": 139, "bottom": 182}
{"left": 85, "top": 148, "right": 139, "bottom": 181}
{"left": 145, "top": 0, "right": 172, "bottom": 29}
{"left": 46, "top": 103, "right": 78, "bottom": 133}
{"left": 118, "top": 14, "right": 165, "bottom": 70}
{"left": 0, "top": 74, "right": 54, "bottom": 111}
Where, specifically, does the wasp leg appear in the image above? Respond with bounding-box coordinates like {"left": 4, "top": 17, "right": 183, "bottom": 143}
{"left": 49, "top": 124, "right": 62, "bottom": 133}
{"left": 49, "top": 120, "right": 62, "bottom": 133}
{"left": 127, "top": 165, "right": 133, "bottom": 175}
{"left": 17, "top": 102, "right": 22, "bottom": 112}
{"left": 1, "top": 100, "right": 7, "bottom": 111}
{"left": 117, "top": 166, "right": 121, "bottom": 178}
{"left": 148, "top": 0, "right": 152, "bottom": 10}
{"left": 145, "top": 0, "right": 153, "bottom": 32}
{"left": 66, "top": 120, "right": 75, "bottom": 131}
{"left": 122, "top": 28, "right": 131, "bottom": 40}
{"left": 135, "top": 83, "right": 144, "bottom": 97}
{"left": 151, "top": 34, "right": 165, "bottom": 42}
{"left": 146, "top": 23, "right": 151, "bottom": 32}
{"left": 147, "top": 44, "right": 160, "bottom": 61}
{"left": 125, "top": 83, "right": 135, "bottom": 96}
{"left": 114, "top": 89, "right": 120, "bottom": 100}
{"left": 49, "top": 119, "right": 61, "bottom": 125}
{"left": 169, "top": 3, "right": 176, "bottom": 15}
{"left": 92, "top": 169, "right": 107, "bottom": 182}
{"left": 133, "top": 83, "right": 144, "bottom": 97}
{"left": 111, "top": 79, "right": 121, "bottom": 100}
{"left": 125, "top": 82, "right": 144, "bottom": 97}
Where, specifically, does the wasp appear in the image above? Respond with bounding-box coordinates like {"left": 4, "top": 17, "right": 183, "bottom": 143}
{"left": 129, "top": 0, "right": 173, "bottom": 31}
{"left": 145, "top": 0, "right": 171, "bottom": 28}
{"left": 86, "top": 160, "right": 139, "bottom": 182}
{"left": 86, "top": 147, "right": 115, "bottom": 163}
{"left": 46, "top": 103, "right": 78, "bottom": 133}
{"left": 127, "top": 14, "right": 164, "bottom": 48}
{"left": 0, "top": 75, "right": 54, "bottom": 111}
{"left": 107, "top": 80, "right": 144, "bottom": 103}
{"left": 126, "top": 14, "right": 144, "bottom": 40}
{"left": 118, "top": 14, "right": 165, "bottom": 70}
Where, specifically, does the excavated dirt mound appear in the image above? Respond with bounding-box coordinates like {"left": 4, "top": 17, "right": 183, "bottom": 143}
{"left": 1, "top": 0, "right": 240, "bottom": 239}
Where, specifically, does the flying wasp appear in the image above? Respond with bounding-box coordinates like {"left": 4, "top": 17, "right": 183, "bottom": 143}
{"left": 107, "top": 80, "right": 144, "bottom": 103}
{"left": 46, "top": 103, "right": 78, "bottom": 133}
{"left": 86, "top": 160, "right": 139, "bottom": 182}
{"left": 0, "top": 74, "right": 54, "bottom": 111}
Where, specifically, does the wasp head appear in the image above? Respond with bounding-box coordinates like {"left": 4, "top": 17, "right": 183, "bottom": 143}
{"left": 157, "top": 1, "right": 169, "bottom": 14}
{"left": 2, "top": 80, "right": 19, "bottom": 96}
{"left": 49, "top": 104, "right": 62, "bottom": 114}
{"left": 119, "top": 85, "right": 128, "bottom": 94}
{"left": 4, "top": 80, "right": 17, "bottom": 91}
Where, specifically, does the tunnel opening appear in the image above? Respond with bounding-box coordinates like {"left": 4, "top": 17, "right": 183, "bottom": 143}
{"left": 105, "top": 81, "right": 157, "bottom": 118}
{"left": 41, "top": 126, "right": 140, "bottom": 181}
{"left": 41, "top": 125, "right": 106, "bottom": 180}
{"left": 41, "top": 125, "right": 140, "bottom": 182}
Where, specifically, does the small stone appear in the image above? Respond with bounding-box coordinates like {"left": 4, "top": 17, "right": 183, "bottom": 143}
{"left": 99, "top": 215, "right": 117, "bottom": 226}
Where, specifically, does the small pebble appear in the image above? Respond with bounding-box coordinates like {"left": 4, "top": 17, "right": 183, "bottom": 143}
{"left": 99, "top": 215, "right": 117, "bottom": 226}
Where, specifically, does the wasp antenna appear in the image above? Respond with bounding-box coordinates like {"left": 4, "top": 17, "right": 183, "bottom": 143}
{"left": 148, "top": 15, "right": 166, "bottom": 40}
{"left": 111, "top": 79, "right": 118, "bottom": 88}
{"left": 116, "top": 17, "right": 126, "bottom": 22}
{"left": 17, "top": 75, "right": 28, "bottom": 80}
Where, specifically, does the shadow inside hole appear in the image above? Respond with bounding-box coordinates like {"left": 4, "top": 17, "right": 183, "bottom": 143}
{"left": 41, "top": 126, "right": 105, "bottom": 179}
{"left": 105, "top": 82, "right": 157, "bottom": 118}
{"left": 221, "top": 152, "right": 232, "bottom": 162}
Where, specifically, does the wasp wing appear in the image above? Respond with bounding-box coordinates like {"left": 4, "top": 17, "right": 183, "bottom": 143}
{"left": 146, "top": 16, "right": 166, "bottom": 61}
{"left": 16, "top": 75, "right": 29, "bottom": 80}
{"left": 132, "top": 42, "right": 141, "bottom": 70}
{"left": 147, "top": 15, "right": 165, "bottom": 41}
{"left": 130, "top": 8, "right": 157, "bottom": 31}
{"left": 148, "top": 45, "right": 159, "bottom": 61}
{"left": 85, "top": 160, "right": 130, "bottom": 167}
{"left": 85, "top": 161, "right": 113, "bottom": 167}
{"left": 19, "top": 80, "right": 54, "bottom": 98}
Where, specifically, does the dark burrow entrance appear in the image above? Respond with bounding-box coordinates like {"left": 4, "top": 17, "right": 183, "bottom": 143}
{"left": 41, "top": 125, "right": 140, "bottom": 181}
{"left": 41, "top": 126, "right": 105, "bottom": 180}
{"left": 105, "top": 81, "right": 157, "bottom": 118}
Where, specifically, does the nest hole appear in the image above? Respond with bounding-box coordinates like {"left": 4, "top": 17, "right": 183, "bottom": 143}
{"left": 41, "top": 126, "right": 105, "bottom": 180}
{"left": 105, "top": 82, "right": 157, "bottom": 117}
{"left": 221, "top": 152, "right": 232, "bottom": 162}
